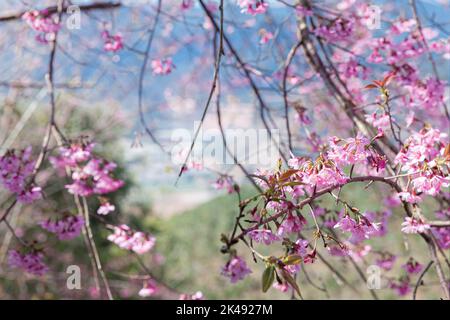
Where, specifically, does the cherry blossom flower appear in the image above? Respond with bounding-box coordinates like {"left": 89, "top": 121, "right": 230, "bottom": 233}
{"left": 101, "top": 30, "right": 124, "bottom": 53}
{"left": 334, "top": 214, "right": 379, "bottom": 244}
{"left": 212, "top": 176, "right": 235, "bottom": 193}
{"left": 138, "top": 279, "right": 158, "bottom": 297}
{"left": 22, "top": 9, "right": 60, "bottom": 43}
{"left": 314, "top": 18, "right": 354, "bottom": 43}
{"left": 277, "top": 213, "right": 307, "bottom": 236}
{"left": 151, "top": 58, "right": 174, "bottom": 75}
{"left": 8, "top": 249, "right": 48, "bottom": 276}
{"left": 401, "top": 217, "right": 430, "bottom": 234}
{"left": 293, "top": 239, "right": 309, "bottom": 258}
{"left": 97, "top": 202, "right": 115, "bottom": 215}
{"left": 0, "top": 147, "right": 42, "bottom": 203}
{"left": 402, "top": 258, "right": 423, "bottom": 274}
{"left": 237, "top": 1, "right": 268, "bottom": 15}
{"left": 259, "top": 29, "right": 274, "bottom": 44}
{"left": 432, "top": 227, "right": 450, "bottom": 250}
{"left": 273, "top": 282, "right": 289, "bottom": 292}
{"left": 51, "top": 142, "right": 124, "bottom": 197}
{"left": 181, "top": 0, "right": 194, "bottom": 10}
{"left": 398, "top": 191, "right": 422, "bottom": 204}
{"left": 248, "top": 229, "right": 280, "bottom": 245}
{"left": 395, "top": 127, "right": 449, "bottom": 197}
{"left": 108, "top": 224, "right": 156, "bottom": 254}
{"left": 376, "top": 253, "right": 397, "bottom": 271}
{"left": 391, "top": 19, "right": 416, "bottom": 35}
{"left": 327, "top": 133, "right": 371, "bottom": 167}
{"left": 384, "top": 194, "right": 402, "bottom": 207}
{"left": 365, "top": 112, "right": 390, "bottom": 131}
{"left": 390, "top": 278, "right": 411, "bottom": 296}
{"left": 221, "top": 256, "right": 252, "bottom": 283}
{"left": 39, "top": 215, "right": 84, "bottom": 240}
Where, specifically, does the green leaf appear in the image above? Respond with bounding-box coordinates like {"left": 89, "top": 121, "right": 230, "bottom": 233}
{"left": 283, "top": 254, "right": 302, "bottom": 265}
{"left": 262, "top": 265, "right": 275, "bottom": 293}
{"left": 280, "top": 269, "right": 302, "bottom": 298}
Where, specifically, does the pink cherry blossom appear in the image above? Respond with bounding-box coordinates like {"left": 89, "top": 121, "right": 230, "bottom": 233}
{"left": 22, "top": 10, "right": 60, "bottom": 43}
{"left": 8, "top": 249, "right": 48, "bottom": 276}
{"left": 221, "top": 256, "right": 252, "bottom": 283}
{"left": 259, "top": 29, "right": 273, "bottom": 44}
{"left": 277, "top": 213, "right": 307, "bottom": 236}
{"left": 101, "top": 30, "right": 124, "bottom": 53}
{"left": 151, "top": 58, "right": 174, "bottom": 75}
{"left": 39, "top": 215, "right": 84, "bottom": 240}
{"left": 138, "top": 279, "right": 158, "bottom": 297}
{"left": 248, "top": 229, "right": 280, "bottom": 245}
{"left": 108, "top": 224, "right": 156, "bottom": 254}
{"left": 314, "top": 18, "right": 354, "bottom": 43}
{"left": 237, "top": 1, "right": 268, "bottom": 15}
{"left": 334, "top": 214, "right": 379, "bottom": 244}
{"left": 0, "top": 147, "right": 42, "bottom": 203}
{"left": 51, "top": 142, "right": 124, "bottom": 197}
{"left": 97, "top": 202, "right": 115, "bottom": 215}
{"left": 402, "top": 258, "right": 423, "bottom": 274}
{"left": 390, "top": 278, "right": 411, "bottom": 296}
{"left": 401, "top": 217, "right": 430, "bottom": 234}
{"left": 376, "top": 254, "right": 396, "bottom": 271}
{"left": 181, "top": 0, "right": 194, "bottom": 10}
{"left": 327, "top": 133, "right": 371, "bottom": 167}
{"left": 212, "top": 176, "right": 235, "bottom": 193}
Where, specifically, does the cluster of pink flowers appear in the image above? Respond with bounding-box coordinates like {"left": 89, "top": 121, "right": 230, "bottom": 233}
{"left": 50, "top": 142, "right": 124, "bottom": 197}
{"left": 259, "top": 29, "right": 274, "bottom": 44}
{"left": 0, "top": 147, "right": 42, "bottom": 203}
{"left": 138, "top": 279, "right": 158, "bottom": 298}
{"left": 314, "top": 18, "right": 354, "bottom": 42}
{"left": 287, "top": 155, "right": 348, "bottom": 190}
{"left": 8, "top": 249, "right": 48, "bottom": 276}
{"left": 221, "top": 256, "right": 252, "bottom": 283}
{"left": 22, "top": 9, "right": 60, "bottom": 43}
{"left": 404, "top": 78, "right": 445, "bottom": 110}
{"left": 101, "top": 30, "right": 124, "bottom": 53}
{"left": 401, "top": 217, "right": 430, "bottom": 234}
{"left": 365, "top": 210, "right": 391, "bottom": 237}
{"left": 327, "top": 133, "right": 387, "bottom": 173}
{"left": 390, "top": 278, "right": 411, "bottom": 296}
{"left": 365, "top": 112, "right": 390, "bottom": 131}
{"left": 395, "top": 127, "right": 449, "bottom": 199}
{"left": 375, "top": 253, "right": 397, "bottom": 271}
{"left": 151, "top": 58, "right": 174, "bottom": 75}
{"left": 212, "top": 175, "right": 235, "bottom": 193}
{"left": 402, "top": 258, "right": 423, "bottom": 274}
{"left": 368, "top": 33, "right": 425, "bottom": 66}
{"left": 432, "top": 209, "right": 450, "bottom": 249}
{"left": 334, "top": 214, "right": 379, "bottom": 244}
{"left": 97, "top": 201, "right": 115, "bottom": 215}
{"left": 277, "top": 213, "right": 307, "bottom": 236}
{"left": 39, "top": 215, "right": 84, "bottom": 240}
{"left": 248, "top": 229, "right": 280, "bottom": 245}
{"left": 107, "top": 224, "right": 156, "bottom": 254}
{"left": 236, "top": 0, "right": 268, "bottom": 15}
{"left": 181, "top": 0, "right": 194, "bottom": 10}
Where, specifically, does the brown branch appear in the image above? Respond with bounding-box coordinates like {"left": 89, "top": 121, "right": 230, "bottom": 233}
{"left": 413, "top": 260, "right": 434, "bottom": 300}
{"left": 0, "top": 2, "right": 121, "bottom": 22}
